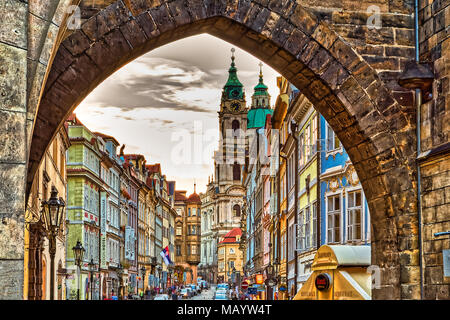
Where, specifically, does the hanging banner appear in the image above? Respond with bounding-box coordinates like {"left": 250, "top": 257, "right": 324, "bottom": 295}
{"left": 100, "top": 192, "right": 107, "bottom": 269}
{"left": 125, "top": 226, "right": 135, "bottom": 260}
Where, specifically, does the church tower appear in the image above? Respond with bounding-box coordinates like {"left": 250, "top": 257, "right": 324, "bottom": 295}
{"left": 247, "top": 62, "right": 272, "bottom": 130}
{"left": 210, "top": 48, "right": 247, "bottom": 256}
{"left": 216, "top": 48, "right": 248, "bottom": 189}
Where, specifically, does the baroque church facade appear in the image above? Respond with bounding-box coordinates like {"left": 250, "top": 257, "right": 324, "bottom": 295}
{"left": 199, "top": 49, "right": 272, "bottom": 283}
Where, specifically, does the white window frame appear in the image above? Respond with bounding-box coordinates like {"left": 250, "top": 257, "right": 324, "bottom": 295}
{"left": 325, "top": 123, "right": 343, "bottom": 156}
{"left": 345, "top": 186, "right": 366, "bottom": 243}
{"left": 311, "top": 201, "right": 317, "bottom": 248}
{"left": 325, "top": 190, "right": 343, "bottom": 244}
{"left": 296, "top": 210, "right": 305, "bottom": 252}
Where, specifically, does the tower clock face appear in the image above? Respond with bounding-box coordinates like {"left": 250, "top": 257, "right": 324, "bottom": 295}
{"left": 230, "top": 102, "right": 241, "bottom": 112}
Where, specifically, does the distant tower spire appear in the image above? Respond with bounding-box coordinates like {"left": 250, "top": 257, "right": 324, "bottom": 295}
{"left": 194, "top": 180, "right": 196, "bottom": 193}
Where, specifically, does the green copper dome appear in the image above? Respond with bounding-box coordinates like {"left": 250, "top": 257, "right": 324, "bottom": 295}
{"left": 253, "top": 63, "right": 269, "bottom": 96}
{"left": 248, "top": 63, "right": 272, "bottom": 129}
{"left": 222, "top": 49, "right": 244, "bottom": 100}
{"left": 247, "top": 108, "right": 273, "bottom": 129}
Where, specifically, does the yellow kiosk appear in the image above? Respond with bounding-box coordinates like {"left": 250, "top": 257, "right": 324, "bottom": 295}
{"left": 293, "top": 245, "right": 372, "bottom": 300}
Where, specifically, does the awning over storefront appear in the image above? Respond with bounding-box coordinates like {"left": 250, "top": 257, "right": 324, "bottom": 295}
{"left": 293, "top": 245, "right": 371, "bottom": 300}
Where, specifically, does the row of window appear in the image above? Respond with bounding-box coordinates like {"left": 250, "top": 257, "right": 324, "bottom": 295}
{"left": 327, "top": 190, "right": 366, "bottom": 243}
{"left": 218, "top": 260, "right": 235, "bottom": 272}
{"left": 176, "top": 244, "right": 200, "bottom": 256}
{"left": 100, "top": 166, "right": 120, "bottom": 193}
{"left": 107, "top": 238, "right": 120, "bottom": 265}
{"left": 277, "top": 189, "right": 368, "bottom": 262}
{"left": 83, "top": 229, "right": 99, "bottom": 263}
{"left": 108, "top": 203, "right": 120, "bottom": 230}
{"left": 84, "top": 184, "right": 99, "bottom": 215}
{"left": 187, "top": 208, "right": 201, "bottom": 216}
{"left": 84, "top": 148, "right": 100, "bottom": 175}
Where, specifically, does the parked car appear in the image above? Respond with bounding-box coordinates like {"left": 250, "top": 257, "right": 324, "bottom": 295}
{"left": 217, "top": 283, "right": 229, "bottom": 290}
{"left": 154, "top": 294, "right": 169, "bottom": 300}
{"left": 190, "top": 284, "right": 198, "bottom": 295}
{"left": 180, "top": 288, "right": 189, "bottom": 299}
{"left": 214, "top": 292, "right": 228, "bottom": 300}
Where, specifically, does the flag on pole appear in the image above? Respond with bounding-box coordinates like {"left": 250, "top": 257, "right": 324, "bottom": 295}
{"left": 160, "top": 246, "right": 173, "bottom": 266}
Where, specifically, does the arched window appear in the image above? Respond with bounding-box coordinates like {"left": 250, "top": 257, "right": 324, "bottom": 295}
{"left": 233, "top": 204, "right": 240, "bottom": 217}
{"left": 232, "top": 120, "right": 240, "bottom": 138}
{"left": 233, "top": 163, "right": 240, "bottom": 181}
{"left": 232, "top": 120, "right": 240, "bottom": 131}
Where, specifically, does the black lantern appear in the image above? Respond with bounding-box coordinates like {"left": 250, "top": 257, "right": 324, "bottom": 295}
{"left": 40, "top": 186, "right": 66, "bottom": 300}
{"left": 72, "top": 240, "right": 85, "bottom": 300}
{"left": 88, "top": 258, "right": 95, "bottom": 300}
{"left": 72, "top": 240, "right": 85, "bottom": 267}
{"left": 266, "top": 263, "right": 274, "bottom": 278}
{"left": 41, "top": 186, "right": 66, "bottom": 237}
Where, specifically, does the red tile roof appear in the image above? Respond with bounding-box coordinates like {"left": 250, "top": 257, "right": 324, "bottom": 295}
{"left": 146, "top": 164, "right": 161, "bottom": 175}
{"left": 187, "top": 192, "right": 201, "bottom": 204}
{"left": 219, "top": 228, "right": 242, "bottom": 244}
{"left": 175, "top": 191, "right": 188, "bottom": 201}
{"left": 94, "top": 131, "right": 120, "bottom": 146}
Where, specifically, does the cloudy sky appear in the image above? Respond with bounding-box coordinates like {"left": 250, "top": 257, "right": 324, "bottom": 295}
{"left": 74, "top": 34, "right": 279, "bottom": 195}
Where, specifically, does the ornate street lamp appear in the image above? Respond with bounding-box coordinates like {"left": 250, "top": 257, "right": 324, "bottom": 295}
{"left": 40, "top": 186, "right": 66, "bottom": 300}
{"left": 266, "top": 263, "right": 274, "bottom": 278}
{"left": 117, "top": 263, "right": 124, "bottom": 300}
{"left": 72, "top": 240, "right": 85, "bottom": 300}
{"left": 88, "top": 258, "right": 95, "bottom": 300}
{"left": 140, "top": 266, "right": 146, "bottom": 297}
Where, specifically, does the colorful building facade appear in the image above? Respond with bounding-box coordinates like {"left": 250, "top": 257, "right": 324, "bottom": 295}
{"left": 24, "top": 126, "right": 70, "bottom": 300}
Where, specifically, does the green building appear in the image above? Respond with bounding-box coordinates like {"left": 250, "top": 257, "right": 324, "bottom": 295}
{"left": 65, "top": 114, "right": 103, "bottom": 300}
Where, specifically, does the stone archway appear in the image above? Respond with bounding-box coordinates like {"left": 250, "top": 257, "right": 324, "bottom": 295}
{"left": 27, "top": 0, "right": 419, "bottom": 299}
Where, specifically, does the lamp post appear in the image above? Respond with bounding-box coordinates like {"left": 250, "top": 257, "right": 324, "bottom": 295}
{"left": 88, "top": 258, "right": 95, "bottom": 300}
{"left": 72, "top": 240, "right": 85, "bottom": 300}
{"left": 117, "top": 263, "right": 124, "bottom": 300}
{"left": 40, "top": 186, "right": 66, "bottom": 300}
{"left": 140, "top": 266, "right": 146, "bottom": 298}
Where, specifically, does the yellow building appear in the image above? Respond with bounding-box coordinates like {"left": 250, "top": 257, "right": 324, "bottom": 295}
{"left": 271, "top": 76, "right": 289, "bottom": 300}
{"left": 24, "top": 126, "right": 70, "bottom": 300}
{"left": 217, "top": 228, "right": 243, "bottom": 284}
{"left": 174, "top": 186, "right": 201, "bottom": 285}
{"left": 291, "top": 94, "right": 319, "bottom": 292}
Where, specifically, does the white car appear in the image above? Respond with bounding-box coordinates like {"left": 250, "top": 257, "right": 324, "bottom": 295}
{"left": 154, "top": 294, "right": 169, "bottom": 300}
{"left": 214, "top": 292, "right": 228, "bottom": 300}
{"left": 216, "top": 289, "right": 227, "bottom": 295}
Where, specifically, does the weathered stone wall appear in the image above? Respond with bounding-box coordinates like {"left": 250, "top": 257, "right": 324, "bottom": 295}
{"left": 302, "top": 0, "right": 416, "bottom": 117}
{"left": 421, "top": 154, "right": 450, "bottom": 299}
{"left": 0, "top": 0, "right": 29, "bottom": 300}
{"left": 419, "top": 0, "right": 449, "bottom": 151}
{"left": 77, "top": 0, "right": 417, "bottom": 111}
{"left": 0, "top": 0, "right": 80, "bottom": 300}
{"left": 418, "top": 0, "right": 450, "bottom": 300}
{"left": 0, "top": 0, "right": 447, "bottom": 300}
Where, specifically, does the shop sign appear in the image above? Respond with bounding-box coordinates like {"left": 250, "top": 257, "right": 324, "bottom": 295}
{"left": 248, "top": 287, "right": 257, "bottom": 295}
{"left": 315, "top": 273, "right": 331, "bottom": 291}
{"left": 255, "top": 274, "right": 264, "bottom": 284}
{"left": 443, "top": 250, "right": 450, "bottom": 277}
